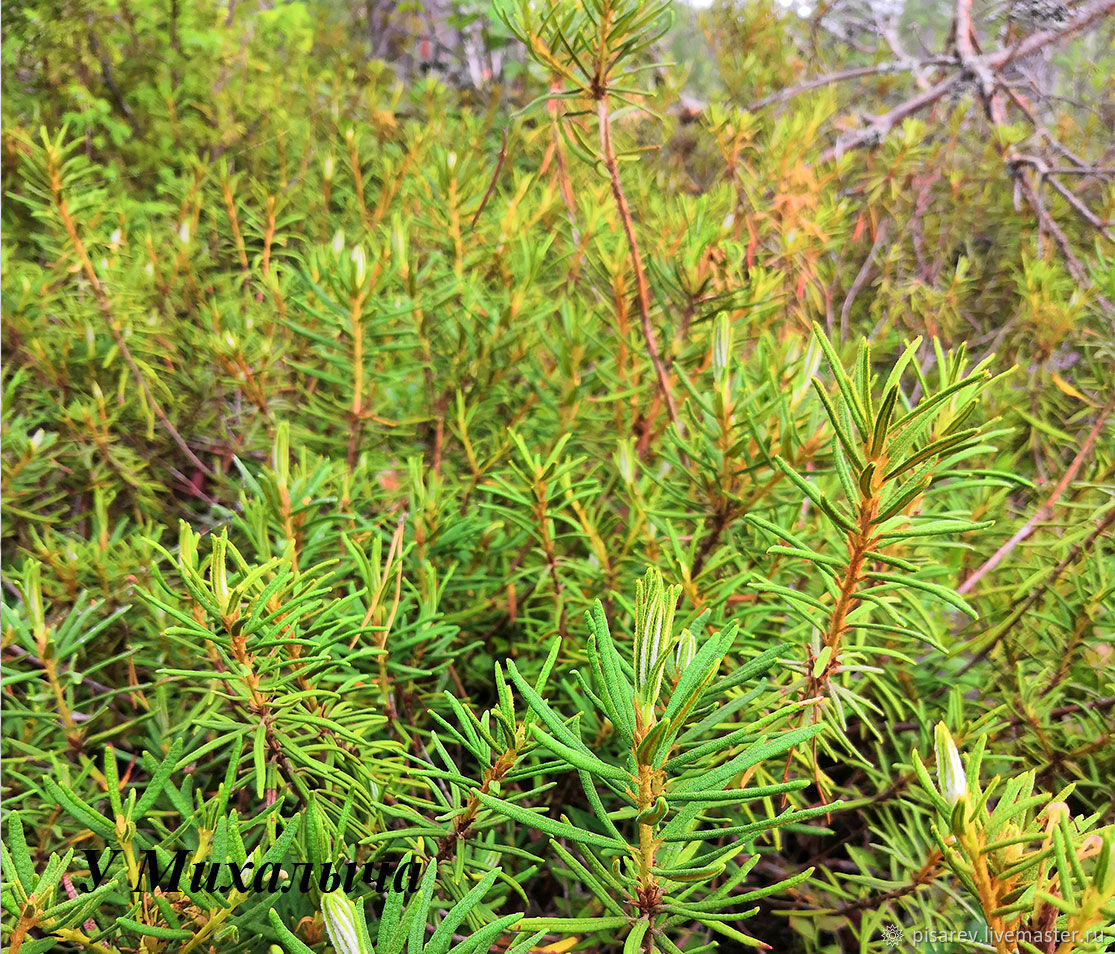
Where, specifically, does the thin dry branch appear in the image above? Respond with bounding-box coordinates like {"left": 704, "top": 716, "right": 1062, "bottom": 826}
{"left": 819, "top": 0, "right": 1115, "bottom": 161}
{"left": 596, "top": 97, "right": 684, "bottom": 440}
{"left": 959, "top": 398, "right": 1114, "bottom": 595}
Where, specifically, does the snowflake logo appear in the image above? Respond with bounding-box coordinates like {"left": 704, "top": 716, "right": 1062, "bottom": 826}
{"left": 881, "top": 923, "right": 905, "bottom": 949}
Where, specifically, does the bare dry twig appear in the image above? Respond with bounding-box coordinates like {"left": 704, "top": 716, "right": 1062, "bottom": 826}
{"left": 959, "top": 398, "right": 1114, "bottom": 595}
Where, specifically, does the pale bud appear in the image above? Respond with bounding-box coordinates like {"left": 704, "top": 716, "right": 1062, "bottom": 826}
{"left": 210, "top": 535, "right": 230, "bottom": 613}
{"left": 350, "top": 244, "right": 367, "bottom": 285}
{"left": 713, "top": 314, "right": 732, "bottom": 382}
{"left": 615, "top": 438, "right": 635, "bottom": 485}
{"left": 321, "top": 890, "right": 371, "bottom": 954}
{"left": 934, "top": 722, "right": 967, "bottom": 807}
{"left": 323, "top": 155, "right": 335, "bottom": 180}
{"left": 332, "top": 229, "right": 345, "bottom": 255}
{"left": 391, "top": 215, "right": 408, "bottom": 274}
{"left": 177, "top": 221, "right": 190, "bottom": 244}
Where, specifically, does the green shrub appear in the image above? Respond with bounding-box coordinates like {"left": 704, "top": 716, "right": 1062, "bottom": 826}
{"left": 3, "top": 1, "right": 1112, "bottom": 952}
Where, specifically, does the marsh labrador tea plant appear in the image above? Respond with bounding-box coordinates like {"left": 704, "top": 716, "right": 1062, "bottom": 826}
{"left": 3, "top": 0, "right": 1114, "bottom": 952}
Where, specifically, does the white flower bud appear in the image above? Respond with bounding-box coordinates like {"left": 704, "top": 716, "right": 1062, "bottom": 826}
{"left": 350, "top": 244, "right": 367, "bottom": 285}
{"left": 323, "top": 155, "right": 335, "bottom": 180}
{"left": 110, "top": 228, "right": 122, "bottom": 248}
{"left": 934, "top": 722, "right": 967, "bottom": 806}
{"left": 177, "top": 221, "right": 190, "bottom": 244}
{"left": 332, "top": 229, "right": 345, "bottom": 255}
{"left": 321, "top": 890, "right": 370, "bottom": 954}
{"left": 446, "top": 151, "right": 457, "bottom": 171}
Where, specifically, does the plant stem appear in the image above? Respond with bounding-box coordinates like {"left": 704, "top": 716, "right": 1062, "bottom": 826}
{"left": 46, "top": 145, "right": 212, "bottom": 478}
{"left": 595, "top": 97, "right": 683, "bottom": 443}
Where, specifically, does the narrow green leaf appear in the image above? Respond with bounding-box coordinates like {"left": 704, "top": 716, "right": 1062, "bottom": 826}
{"left": 474, "top": 791, "right": 626, "bottom": 850}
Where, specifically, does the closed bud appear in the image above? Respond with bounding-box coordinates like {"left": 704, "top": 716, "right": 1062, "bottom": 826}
{"left": 332, "top": 229, "right": 345, "bottom": 255}
{"left": 321, "top": 889, "right": 371, "bottom": 954}
{"left": 350, "top": 245, "right": 367, "bottom": 286}
{"left": 712, "top": 314, "right": 732, "bottom": 383}
{"left": 323, "top": 155, "right": 335, "bottom": 180}
{"left": 934, "top": 722, "right": 966, "bottom": 807}
{"left": 210, "top": 533, "right": 231, "bottom": 614}
{"left": 675, "top": 628, "right": 697, "bottom": 670}
{"left": 615, "top": 438, "right": 635, "bottom": 485}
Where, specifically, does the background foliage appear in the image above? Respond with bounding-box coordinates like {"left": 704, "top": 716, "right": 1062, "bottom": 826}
{"left": 2, "top": 1, "right": 1113, "bottom": 952}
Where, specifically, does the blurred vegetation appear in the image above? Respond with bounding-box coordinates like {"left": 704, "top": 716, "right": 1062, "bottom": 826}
{"left": 2, "top": 1, "right": 1113, "bottom": 952}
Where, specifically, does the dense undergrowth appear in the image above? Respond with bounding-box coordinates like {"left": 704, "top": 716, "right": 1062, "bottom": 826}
{"left": 2, "top": 1, "right": 1113, "bottom": 952}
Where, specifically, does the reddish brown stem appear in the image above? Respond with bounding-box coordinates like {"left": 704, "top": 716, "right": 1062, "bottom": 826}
{"left": 595, "top": 97, "right": 683, "bottom": 442}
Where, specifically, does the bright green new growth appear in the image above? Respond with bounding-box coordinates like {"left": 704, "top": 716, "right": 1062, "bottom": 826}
{"left": 633, "top": 568, "right": 683, "bottom": 721}
{"left": 478, "top": 580, "right": 835, "bottom": 952}
{"left": 913, "top": 731, "right": 1115, "bottom": 952}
